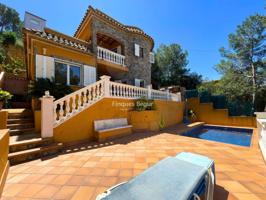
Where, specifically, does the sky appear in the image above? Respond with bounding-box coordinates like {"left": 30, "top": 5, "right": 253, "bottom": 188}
{"left": 1, "top": 0, "right": 264, "bottom": 80}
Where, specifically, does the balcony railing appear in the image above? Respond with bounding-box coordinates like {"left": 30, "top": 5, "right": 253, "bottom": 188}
{"left": 97, "top": 46, "right": 126, "bottom": 66}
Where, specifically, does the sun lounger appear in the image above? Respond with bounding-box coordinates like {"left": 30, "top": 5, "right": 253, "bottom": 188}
{"left": 96, "top": 152, "right": 215, "bottom": 200}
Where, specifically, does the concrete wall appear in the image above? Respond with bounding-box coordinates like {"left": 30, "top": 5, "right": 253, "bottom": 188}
{"left": 91, "top": 18, "right": 152, "bottom": 85}
{"left": 53, "top": 98, "right": 184, "bottom": 143}
{"left": 0, "top": 129, "right": 9, "bottom": 198}
{"left": 187, "top": 97, "right": 256, "bottom": 127}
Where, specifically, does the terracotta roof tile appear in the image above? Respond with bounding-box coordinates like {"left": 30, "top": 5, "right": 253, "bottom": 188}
{"left": 24, "top": 27, "right": 92, "bottom": 54}
{"left": 74, "top": 6, "right": 154, "bottom": 49}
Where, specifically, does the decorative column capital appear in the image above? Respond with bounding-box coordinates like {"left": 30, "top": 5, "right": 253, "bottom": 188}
{"left": 100, "top": 75, "right": 111, "bottom": 81}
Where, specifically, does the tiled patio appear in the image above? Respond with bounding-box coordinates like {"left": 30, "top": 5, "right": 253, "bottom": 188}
{"left": 2, "top": 126, "right": 266, "bottom": 200}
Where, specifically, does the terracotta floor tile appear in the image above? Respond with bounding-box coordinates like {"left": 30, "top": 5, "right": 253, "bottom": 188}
{"left": 7, "top": 174, "right": 29, "bottom": 183}
{"left": 70, "top": 186, "right": 95, "bottom": 200}
{"left": 240, "top": 181, "right": 266, "bottom": 194}
{"left": 53, "top": 186, "right": 78, "bottom": 200}
{"left": 2, "top": 127, "right": 266, "bottom": 200}
{"left": 91, "top": 187, "right": 108, "bottom": 200}
{"left": 34, "top": 185, "right": 60, "bottom": 199}
{"left": 74, "top": 167, "right": 92, "bottom": 175}
{"left": 233, "top": 193, "right": 261, "bottom": 200}
{"left": 36, "top": 174, "right": 57, "bottom": 184}
{"left": 2, "top": 184, "right": 28, "bottom": 197}
{"left": 104, "top": 169, "right": 120, "bottom": 177}
{"left": 99, "top": 176, "right": 118, "bottom": 187}
{"left": 218, "top": 181, "right": 251, "bottom": 193}
{"left": 51, "top": 175, "right": 72, "bottom": 185}
{"left": 17, "top": 184, "right": 45, "bottom": 198}
{"left": 83, "top": 176, "right": 102, "bottom": 186}
{"left": 90, "top": 168, "right": 105, "bottom": 176}
{"left": 119, "top": 169, "right": 133, "bottom": 177}
{"left": 66, "top": 175, "right": 85, "bottom": 186}
{"left": 20, "top": 174, "right": 44, "bottom": 184}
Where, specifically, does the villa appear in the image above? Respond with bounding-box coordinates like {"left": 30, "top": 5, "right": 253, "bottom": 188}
{"left": 0, "top": 5, "right": 266, "bottom": 200}
{"left": 23, "top": 6, "right": 154, "bottom": 88}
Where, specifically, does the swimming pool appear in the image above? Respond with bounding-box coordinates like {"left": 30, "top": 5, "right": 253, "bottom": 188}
{"left": 181, "top": 125, "right": 253, "bottom": 147}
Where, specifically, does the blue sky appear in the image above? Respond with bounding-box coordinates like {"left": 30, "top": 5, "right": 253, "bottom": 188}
{"left": 1, "top": 0, "right": 264, "bottom": 80}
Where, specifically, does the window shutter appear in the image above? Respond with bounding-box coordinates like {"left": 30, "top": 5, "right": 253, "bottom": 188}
{"left": 46, "top": 56, "right": 54, "bottom": 80}
{"left": 83, "top": 65, "right": 96, "bottom": 86}
{"left": 134, "top": 79, "right": 140, "bottom": 87}
{"left": 35, "top": 54, "right": 54, "bottom": 80}
{"left": 35, "top": 54, "right": 44, "bottom": 79}
{"left": 149, "top": 52, "right": 155, "bottom": 63}
{"left": 134, "top": 44, "right": 140, "bottom": 57}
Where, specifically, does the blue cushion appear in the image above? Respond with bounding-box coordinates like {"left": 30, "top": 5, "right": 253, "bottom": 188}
{"left": 175, "top": 152, "right": 214, "bottom": 168}
{"left": 101, "top": 157, "right": 207, "bottom": 200}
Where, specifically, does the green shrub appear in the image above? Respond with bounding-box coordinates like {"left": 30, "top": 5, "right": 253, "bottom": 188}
{"left": 0, "top": 89, "right": 12, "bottom": 104}
{"left": 28, "top": 78, "right": 73, "bottom": 100}
{"left": 158, "top": 115, "right": 165, "bottom": 130}
{"left": 2, "top": 56, "right": 25, "bottom": 75}
{"left": 135, "top": 97, "right": 156, "bottom": 111}
{"left": 1, "top": 32, "right": 16, "bottom": 47}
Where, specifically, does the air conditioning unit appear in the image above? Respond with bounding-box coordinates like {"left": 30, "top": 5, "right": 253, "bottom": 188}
{"left": 24, "top": 12, "right": 46, "bottom": 31}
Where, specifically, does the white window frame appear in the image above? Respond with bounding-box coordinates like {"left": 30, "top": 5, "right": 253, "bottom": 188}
{"left": 54, "top": 59, "right": 82, "bottom": 86}
{"left": 134, "top": 43, "right": 140, "bottom": 57}
{"left": 135, "top": 78, "right": 145, "bottom": 88}
{"left": 149, "top": 52, "right": 155, "bottom": 63}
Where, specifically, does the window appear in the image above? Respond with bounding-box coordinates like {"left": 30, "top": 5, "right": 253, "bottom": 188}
{"left": 69, "top": 65, "right": 80, "bottom": 85}
{"left": 55, "top": 62, "right": 67, "bottom": 85}
{"left": 135, "top": 79, "right": 145, "bottom": 88}
{"left": 149, "top": 52, "right": 155, "bottom": 63}
{"left": 140, "top": 47, "right": 144, "bottom": 58}
{"left": 55, "top": 61, "right": 81, "bottom": 86}
{"left": 134, "top": 43, "right": 140, "bottom": 57}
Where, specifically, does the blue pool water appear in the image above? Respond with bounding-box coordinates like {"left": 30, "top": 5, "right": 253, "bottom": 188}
{"left": 181, "top": 125, "right": 253, "bottom": 147}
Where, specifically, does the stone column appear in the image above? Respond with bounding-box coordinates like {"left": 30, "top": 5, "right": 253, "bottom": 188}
{"left": 100, "top": 75, "right": 111, "bottom": 97}
{"left": 40, "top": 91, "right": 54, "bottom": 138}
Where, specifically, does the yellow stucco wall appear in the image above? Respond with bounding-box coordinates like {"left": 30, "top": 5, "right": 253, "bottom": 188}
{"left": 130, "top": 111, "right": 160, "bottom": 131}
{"left": 187, "top": 97, "right": 256, "bottom": 127}
{"left": 0, "top": 129, "right": 9, "bottom": 198}
{"left": 24, "top": 31, "right": 96, "bottom": 81}
{"left": 130, "top": 101, "right": 185, "bottom": 132}
{"left": 34, "top": 110, "right": 41, "bottom": 132}
{"left": 0, "top": 111, "right": 8, "bottom": 129}
{"left": 53, "top": 98, "right": 185, "bottom": 143}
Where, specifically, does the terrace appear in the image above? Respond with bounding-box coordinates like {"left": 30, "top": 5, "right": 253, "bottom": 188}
{"left": 1, "top": 124, "right": 266, "bottom": 200}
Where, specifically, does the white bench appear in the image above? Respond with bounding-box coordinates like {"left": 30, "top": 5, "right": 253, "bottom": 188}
{"left": 94, "top": 118, "right": 132, "bottom": 141}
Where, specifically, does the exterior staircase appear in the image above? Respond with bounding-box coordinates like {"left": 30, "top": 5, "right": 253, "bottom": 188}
{"left": 6, "top": 109, "right": 63, "bottom": 165}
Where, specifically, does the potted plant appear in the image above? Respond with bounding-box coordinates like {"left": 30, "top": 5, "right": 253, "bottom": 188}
{"left": 0, "top": 89, "right": 12, "bottom": 109}
{"left": 188, "top": 109, "right": 197, "bottom": 122}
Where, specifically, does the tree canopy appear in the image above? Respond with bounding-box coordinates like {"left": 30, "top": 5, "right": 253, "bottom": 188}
{"left": 200, "top": 14, "right": 266, "bottom": 113}
{"left": 151, "top": 44, "right": 202, "bottom": 89}
{"left": 0, "top": 3, "right": 21, "bottom": 36}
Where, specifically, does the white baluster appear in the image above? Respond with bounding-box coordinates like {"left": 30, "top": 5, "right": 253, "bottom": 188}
{"left": 59, "top": 102, "right": 64, "bottom": 120}
{"left": 65, "top": 99, "right": 70, "bottom": 116}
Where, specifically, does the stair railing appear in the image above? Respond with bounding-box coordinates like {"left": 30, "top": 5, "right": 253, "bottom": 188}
{"left": 40, "top": 75, "right": 181, "bottom": 138}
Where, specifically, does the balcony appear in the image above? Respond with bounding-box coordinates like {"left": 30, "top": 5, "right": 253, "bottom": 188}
{"left": 97, "top": 46, "right": 126, "bottom": 66}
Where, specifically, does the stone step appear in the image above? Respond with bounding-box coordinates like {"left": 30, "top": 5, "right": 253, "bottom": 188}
{"left": 7, "top": 118, "right": 33, "bottom": 124}
{"left": 9, "top": 137, "right": 53, "bottom": 153}
{"left": 9, "top": 128, "right": 36, "bottom": 136}
{"left": 8, "top": 113, "right": 33, "bottom": 119}
{"left": 7, "top": 123, "right": 34, "bottom": 130}
{"left": 8, "top": 143, "right": 63, "bottom": 165}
